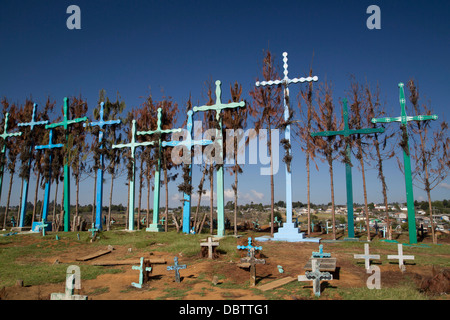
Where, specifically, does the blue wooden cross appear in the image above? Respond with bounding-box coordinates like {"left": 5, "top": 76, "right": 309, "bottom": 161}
{"left": 0, "top": 113, "right": 22, "bottom": 208}
{"left": 167, "top": 257, "right": 187, "bottom": 283}
{"left": 312, "top": 244, "right": 331, "bottom": 258}
{"left": 256, "top": 52, "right": 318, "bottom": 241}
{"left": 131, "top": 257, "right": 152, "bottom": 288}
{"left": 162, "top": 110, "right": 213, "bottom": 234}
{"left": 17, "top": 103, "right": 49, "bottom": 228}
{"left": 35, "top": 129, "right": 64, "bottom": 223}
{"left": 237, "top": 237, "right": 262, "bottom": 256}
{"left": 112, "top": 120, "right": 155, "bottom": 230}
{"left": 37, "top": 221, "right": 49, "bottom": 237}
{"left": 84, "top": 102, "right": 121, "bottom": 230}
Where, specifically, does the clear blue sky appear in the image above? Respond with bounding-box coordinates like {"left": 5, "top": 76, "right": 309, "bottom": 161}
{"left": 0, "top": 0, "right": 449, "bottom": 209}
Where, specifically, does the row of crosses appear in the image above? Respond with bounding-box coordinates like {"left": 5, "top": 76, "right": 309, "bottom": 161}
{"left": 0, "top": 54, "right": 437, "bottom": 243}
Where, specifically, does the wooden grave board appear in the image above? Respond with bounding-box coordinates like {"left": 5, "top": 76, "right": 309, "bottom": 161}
{"left": 75, "top": 249, "right": 113, "bottom": 261}
{"left": 257, "top": 277, "right": 296, "bottom": 291}
{"left": 90, "top": 258, "right": 166, "bottom": 266}
{"left": 303, "top": 258, "right": 337, "bottom": 272}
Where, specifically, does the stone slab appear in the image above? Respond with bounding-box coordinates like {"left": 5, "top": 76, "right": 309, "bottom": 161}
{"left": 257, "top": 277, "right": 296, "bottom": 291}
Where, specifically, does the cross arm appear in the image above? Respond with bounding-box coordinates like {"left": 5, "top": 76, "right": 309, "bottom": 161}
{"left": 350, "top": 127, "right": 385, "bottom": 135}
{"left": 311, "top": 130, "right": 345, "bottom": 137}
{"left": 371, "top": 116, "right": 401, "bottom": 124}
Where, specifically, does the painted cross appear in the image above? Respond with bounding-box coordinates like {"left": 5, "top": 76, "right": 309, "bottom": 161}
{"left": 162, "top": 110, "right": 213, "bottom": 234}
{"left": 298, "top": 259, "right": 333, "bottom": 297}
{"left": 45, "top": 97, "right": 88, "bottom": 232}
{"left": 353, "top": 243, "right": 380, "bottom": 270}
{"left": 112, "top": 120, "right": 155, "bottom": 230}
{"left": 311, "top": 98, "right": 385, "bottom": 238}
{"left": 167, "top": 256, "right": 187, "bottom": 283}
{"left": 17, "top": 103, "right": 49, "bottom": 228}
{"left": 256, "top": 52, "right": 318, "bottom": 240}
{"left": 131, "top": 257, "right": 152, "bottom": 288}
{"left": 0, "top": 113, "right": 22, "bottom": 210}
{"left": 137, "top": 108, "right": 182, "bottom": 232}
{"left": 200, "top": 236, "right": 220, "bottom": 259}
{"left": 37, "top": 221, "right": 49, "bottom": 237}
{"left": 35, "top": 129, "right": 64, "bottom": 223}
{"left": 193, "top": 80, "right": 245, "bottom": 236}
{"left": 237, "top": 237, "right": 262, "bottom": 256}
{"left": 240, "top": 247, "right": 266, "bottom": 286}
{"left": 371, "top": 83, "right": 437, "bottom": 244}
{"left": 387, "top": 244, "right": 415, "bottom": 272}
{"left": 312, "top": 244, "right": 331, "bottom": 259}
{"left": 84, "top": 102, "right": 121, "bottom": 230}
{"left": 50, "top": 265, "right": 88, "bottom": 300}
{"left": 88, "top": 223, "right": 99, "bottom": 241}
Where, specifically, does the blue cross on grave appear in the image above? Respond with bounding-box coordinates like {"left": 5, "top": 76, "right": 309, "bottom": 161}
{"left": 237, "top": 237, "right": 262, "bottom": 257}
{"left": 167, "top": 257, "right": 187, "bottom": 283}
{"left": 162, "top": 110, "right": 213, "bottom": 234}
{"left": 37, "top": 221, "right": 49, "bottom": 237}
{"left": 131, "top": 257, "right": 152, "bottom": 288}
{"left": 298, "top": 259, "right": 333, "bottom": 297}
{"left": 88, "top": 223, "right": 99, "bottom": 241}
{"left": 312, "top": 244, "right": 331, "bottom": 259}
{"left": 84, "top": 102, "right": 121, "bottom": 230}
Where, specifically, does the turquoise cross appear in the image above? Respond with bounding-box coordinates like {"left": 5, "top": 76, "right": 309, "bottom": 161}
{"left": 17, "top": 103, "right": 49, "bottom": 228}
{"left": 312, "top": 244, "right": 331, "bottom": 258}
{"left": 37, "top": 221, "right": 49, "bottom": 237}
{"left": 137, "top": 108, "right": 182, "bottom": 232}
{"left": 237, "top": 237, "right": 262, "bottom": 256}
{"left": 311, "top": 98, "right": 385, "bottom": 238}
{"left": 45, "top": 97, "right": 88, "bottom": 232}
{"left": 113, "top": 120, "right": 155, "bottom": 230}
{"left": 88, "top": 223, "right": 99, "bottom": 239}
{"left": 193, "top": 80, "right": 245, "bottom": 236}
{"left": 131, "top": 257, "right": 152, "bottom": 288}
{"left": 371, "top": 83, "right": 437, "bottom": 244}
{"left": 84, "top": 102, "right": 121, "bottom": 230}
{"left": 256, "top": 52, "right": 318, "bottom": 237}
{"left": 162, "top": 110, "right": 213, "bottom": 234}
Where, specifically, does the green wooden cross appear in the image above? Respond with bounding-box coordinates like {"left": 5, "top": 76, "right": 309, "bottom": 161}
{"left": 131, "top": 257, "right": 152, "bottom": 288}
{"left": 88, "top": 223, "right": 98, "bottom": 239}
{"left": 311, "top": 98, "right": 385, "bottom": 238}
{"left": 137, "top": 108, "right": 182, "bottom": 232}
{"left": 193, "top": 80, "right": 245, "bottom": 236}
{"left": 371, "top": 83, "right": 437, "bottom": 244}
{"left": 38, "top": 221, "right": 49, "bottom": 237}
{"left": 0, "top": 113, "right": 22, "bottom": 206}
{"left": 45, "top": 97, "right": 88, "bottom": 232}
{"left": 113, "top": 120, "right": 155, "bottom": 230}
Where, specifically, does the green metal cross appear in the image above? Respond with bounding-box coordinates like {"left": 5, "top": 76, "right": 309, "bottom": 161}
{"left": 45, "top": 97, "right": 88, "bottom": 232}
{"left": 193, "top": 80, "right": 245, "bottom": 236}
{"left": 113, "top": 120, "right": 156, "bottom": 230}
{"left": 311, "top": 98, "right": 385, "bottom": 238}
{"left": 136, "top": 108, "right": 182, "bottom": 232}
{"left": 371, "top": 83, "right": 437, "bottom": 244}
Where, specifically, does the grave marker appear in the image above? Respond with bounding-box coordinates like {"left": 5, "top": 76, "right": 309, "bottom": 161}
{"left": 193, "top": 80, "right": 245, "bottom": 236}
{"left": 256, "top": 52, "right": 317, "bottom": 241}
{"left": 137, "top": 108, "right": 182, "bottom": 232}
{"left": 83, "top": 102, "right": 121, "bottom": 230}
{"left": 167, "top": 257, "right": 187, "bottom": 283}
{"left": 311, "top": 98, "right": 385, "bottom": 238}
{"left": 371, "top": 83, "right": 437, "bottom": 244}
{"left": 237, "top": 237, "right": 262, "bottom": 256}
{"left": 162, "top": 110, "right": 213, "bottom": 234}
{"left": 298, "top": 259, "right": 333, "bottom": 297}
{"left": 112, "top": 120, "right": 155, "bottom": 230}
{"left": 353, "top": 243, "right": 380, "bottom": 270}
{"left": 45, "top": 97, "right": 88, "bottom": 231}
{"left": 312, "top": 244, "right": 331, "bottom": 258}
{"left": 387, "top": 244, "right": 415, "bottom": 272}
{"left": 17, "top": 103, "right": 48, "bottom": 228}
{"left": 131, "top": 257, "right": 152, "bottom": 288}
{"left": 239, "top": 247, "right": 266, "bottom": 287}
{"left": 200, "top": 237, "right": 219, "bottom": 259}
{"left": 88, "top": 223, "right": 99, "bottom": 241}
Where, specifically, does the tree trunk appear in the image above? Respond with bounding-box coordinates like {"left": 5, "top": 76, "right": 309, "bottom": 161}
{"left": 306, "top": 153, "right": 311, "bottom": 235}
{"left": 107, "top": 173, "right": 115, "bottom": 231}
{"left": 31, "top": 170, "right": 41, "bottom": 227}
{"left": 146, "top": 172, "right": 151, "bottom": 228}
{"left": 53, "top": 180, "right": 59, "bottom": 224}
{"left": 92, "top": 169, "right": 97, "bottom": 227}
{"left": 16, "top": 178, "right": 24, "bottom": 224}
{"left": 3, "top": 173, "right": 14, "bottom": 229}
{"left": 209, "top": 164, "right": 214, "bottom": 235}
{"left": 358, "top": 149, "right": 371, "bottom": 241}
{"left": 194, "top": 166, "right": 207, "bottom": 232}
{"left": 328, "top": 156, "right": 336, "bottom": 240}
{"left": 268, "top": 125, "right": 274, "bottom": 237}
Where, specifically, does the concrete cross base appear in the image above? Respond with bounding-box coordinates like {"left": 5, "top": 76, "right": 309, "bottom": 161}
{"left": 146, "top": 224, "right": 164, "bottom": 232}
{"left": 256, "top": 223, "right": 321, "bottom": 243}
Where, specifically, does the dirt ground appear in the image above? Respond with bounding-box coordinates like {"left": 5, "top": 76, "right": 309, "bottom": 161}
{"left": 1, "top": 228, "right": 449, "bottom": 301}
